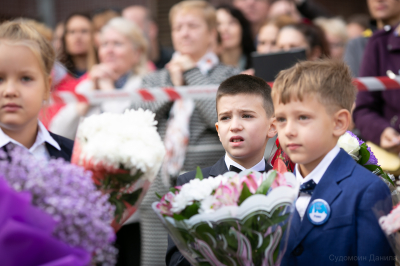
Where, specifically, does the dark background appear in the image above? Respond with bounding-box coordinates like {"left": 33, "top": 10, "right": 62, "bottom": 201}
{"left": 0, "top": 0, "right": 369, "bottom": 46}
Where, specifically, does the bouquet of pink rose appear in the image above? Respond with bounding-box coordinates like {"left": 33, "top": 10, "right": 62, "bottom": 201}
{"left": 153, "top": 167, "right": 299, "bottom": 265}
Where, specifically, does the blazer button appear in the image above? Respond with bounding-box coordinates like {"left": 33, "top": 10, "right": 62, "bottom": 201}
{"left": 292, "top": 244, "right": 304, "bottom": 256}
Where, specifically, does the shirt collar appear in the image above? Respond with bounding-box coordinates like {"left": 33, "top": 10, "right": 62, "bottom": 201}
{"left": 225, "top": 153, "right": 266, "bottom": 172}
{"left": 295, "top": 145, "right": 340, "bottom": 185}
{"left": 0, "top": 120, "right": 61, "bottom": 152}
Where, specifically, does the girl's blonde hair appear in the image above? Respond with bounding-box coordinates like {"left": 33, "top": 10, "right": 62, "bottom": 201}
{"left": 101, "top": 17, "right": 149, "bottom": 76}
{"left": 0, "top": 20, "right": 55, "bottom": 82}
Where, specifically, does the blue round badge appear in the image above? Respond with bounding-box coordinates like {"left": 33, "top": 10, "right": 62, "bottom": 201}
{"left": 307, "top": 199, "right": 331, "bottom": 225}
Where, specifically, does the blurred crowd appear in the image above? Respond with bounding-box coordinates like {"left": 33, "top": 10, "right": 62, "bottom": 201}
{"left": 6, "top": 0, "right": 400, "bottom": 265}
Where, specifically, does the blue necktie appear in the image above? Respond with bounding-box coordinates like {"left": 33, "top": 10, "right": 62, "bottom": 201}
{"left": 299, "top": 180, "right": 317, "bottom": 196}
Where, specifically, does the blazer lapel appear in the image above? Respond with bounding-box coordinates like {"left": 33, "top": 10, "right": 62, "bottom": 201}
{"left": 46, "top": 132, "right": 73, "bottom": 161}
{"left": 290, "top": 149, "right": 355, "bottom": 251}
{"left": 264, "top": 160, "right": 273, "bottom": 172}
{"left": 209, "top": 157, "right": 229, "bottom": 177}
{"left": 45, "top": 142, "right": 70, "bottom": 161}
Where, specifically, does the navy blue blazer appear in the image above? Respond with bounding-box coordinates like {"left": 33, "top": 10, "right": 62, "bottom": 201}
{"left": 282, "top": 149, "right": 394, "bottom": 266}
{"left": 46, "top": 132, "right": 74, "bottom": 162}
{"left": 166, "top": 156, "right": 272, "bottom": 266}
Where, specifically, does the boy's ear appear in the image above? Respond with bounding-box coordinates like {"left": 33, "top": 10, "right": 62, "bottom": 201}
{"left": 215, "top": 122, "right": 221, "bottom": 141}
{"left": 333, "top": 109, "right": 351, "bottom": 137}
{"left": 267, "top": 117, "right": 277, "bottom": 138}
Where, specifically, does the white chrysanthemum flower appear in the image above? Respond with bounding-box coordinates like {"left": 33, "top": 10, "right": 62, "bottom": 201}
{"left": 170, "top": 175, "right": 228, "bottom": 213}
{"left": 338, "top": 132, "right": 360, "bottom": 158}
{"left": 76, "top": 109, "right": 165, "bottom": 181}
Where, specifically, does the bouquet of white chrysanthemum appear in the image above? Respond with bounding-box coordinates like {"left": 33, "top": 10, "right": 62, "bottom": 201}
{"left": 72, "top": 109, "right": 165, "bottom": 230}
{"left": 154, "top": 167, "right": 299, "bottom": 265}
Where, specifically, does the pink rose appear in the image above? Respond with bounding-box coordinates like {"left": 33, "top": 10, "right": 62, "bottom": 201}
{"left": 271, "top": 172, "right": 287, "bottom": 189}
{"left": 214, "top": 182, "right": 240, "bottom": 206}
{"left": 241, "top": 173, "right": 261, "bottom": 194}
{"left": 157, "top": 191, "right": 178, "bottom": 216}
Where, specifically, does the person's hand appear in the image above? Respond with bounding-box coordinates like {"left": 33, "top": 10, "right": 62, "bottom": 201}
{"left": 241, "top": 68, "right": 255, "bottom": 76}
{"left": 172, "top": 54, "right": 196, "bottom": 72}
{"left": 76, "top": 102, "right": 90, "bottom": 116}
{"left": 166, "top": 55, "right": 196, "bottom": 86}
{"left": 89, "top": 64, "right": 119, "bottom": 90}
{"left": 380, "top": 127, "right": 400, "bottom": 153}
{"left": 167, "top": 63, "right": 184, "bottom": 86}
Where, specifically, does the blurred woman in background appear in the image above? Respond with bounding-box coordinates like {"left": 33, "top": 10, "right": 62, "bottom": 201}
{"left": 257, "top": 15, "right": 297, "bottom": 54}
{"left": 48, "top": 18, "right": 148, "bottom": 140}
{"left": 276, "top": 23, "right": 330, "bottom": 60}
{"left": 216, "top": 5, "right": 255, "bottom": 70}
{"left": 59, "top": 13, "right": 97, "bottom": 80}
{"left": 314, "top": 17, "right": 348, "bottom": 59}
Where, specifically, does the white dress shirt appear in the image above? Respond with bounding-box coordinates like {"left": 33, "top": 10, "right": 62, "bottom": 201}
{"left": 224, "top": 153, "right": 266, "bottom": 172}
{"left": 295, "top": 145, "right": 340, "bottom": 220}
{"left": 0, "top": 120, "right": 61, "bottom": 161}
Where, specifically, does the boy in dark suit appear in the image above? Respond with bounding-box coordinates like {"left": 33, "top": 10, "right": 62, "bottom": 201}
{"left": 273, "top": 60, "right": 394, "bottom": 265}
{"left": 166, "top": 74, "right": 277, "bottom": 266}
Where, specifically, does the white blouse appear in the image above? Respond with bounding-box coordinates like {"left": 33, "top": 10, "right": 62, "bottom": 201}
{"left": 0, "top": 120, "right": 61, "bottom": 161}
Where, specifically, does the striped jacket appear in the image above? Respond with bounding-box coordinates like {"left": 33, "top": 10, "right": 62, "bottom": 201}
{"left": 133, "top": 64, "right": 240, "bottom": 266}
{"left": 134, "top": 64, "right": 241, "bottom": 174}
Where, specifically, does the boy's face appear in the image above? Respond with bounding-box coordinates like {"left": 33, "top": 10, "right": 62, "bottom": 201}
{"left": 274, "top": 95, "right": 345, "bottom": 173}
{"left": 216, "top": 94, "right": 276, "bottom": 167}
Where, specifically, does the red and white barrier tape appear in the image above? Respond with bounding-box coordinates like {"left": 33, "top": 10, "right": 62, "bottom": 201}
{"left": 52, "top": 76, "right": 400, "bottom": 105}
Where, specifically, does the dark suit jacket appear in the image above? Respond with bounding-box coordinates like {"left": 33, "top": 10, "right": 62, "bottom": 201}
{"left": 282, "top": 149, "right": 393, "bottom": 266}
{"left": 46, "top": 132, "right": 74, "bottom": 162}
{"left": 166, "top": 156, "right": 272, "bottom": 266}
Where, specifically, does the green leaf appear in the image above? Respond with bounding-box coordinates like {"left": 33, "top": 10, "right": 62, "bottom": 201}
{"left": 380, "top": 171, "right": 395, "bottom": 186}
{"left": 195, "top": 166, "right": 203, "bottom": 180}
{"left": 172, "top": 213, "right": 186, "bottom": 221}
{"left": 256, "top": 171, "right": 277, "bottom": 195}
{"left": 120, "top": 188, "right": 143, "bottom": 205}
{"left": 169, "top": 187, "right": 180, "bottom": 194}
{"left": 364, "top": 164, "right": 380, "bottom": 172}
{"left": 238, "top": 182, "right": 252, "bottom": 205}
{"left": 364, "top": 165, "right": 395, "bottom": 186}
{"left": 155, "top": 192, "right": 163, "bottom": 199}
{"left": 358, "top": 144, "right": 370, "bottom": 165}
{"left": 181, "top": 201, "right": 200, "bottom": 219}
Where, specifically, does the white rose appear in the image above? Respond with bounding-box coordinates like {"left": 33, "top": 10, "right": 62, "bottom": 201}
{"left": 338, "top": 132, "right": 360, "bottom": 157}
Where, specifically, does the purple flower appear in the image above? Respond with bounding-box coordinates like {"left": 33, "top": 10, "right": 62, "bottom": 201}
{"left": 365, "top": 146, "right": 379, "bottom": 165}
{"left": 0, "top": 144, "right": 117, "bottom": 265}
{"left": 345, "top": 131, "right": 379, "bottom": 166}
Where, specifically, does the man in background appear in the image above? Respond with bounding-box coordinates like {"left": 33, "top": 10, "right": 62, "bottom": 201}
{"left": 233, "top": 0, "right": 270, "bottom": 38}
{"left": 123, "top": 5, "right": 173, "bottom": 69}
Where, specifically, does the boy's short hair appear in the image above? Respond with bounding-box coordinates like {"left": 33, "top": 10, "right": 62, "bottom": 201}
{"left": 169, "top": 1, "right": 217, "bottom": 31}
{"left": 216, "top": 74, "right": 274, "bottom": 117}
{"left": 272, "top": 59, "right": 356, "bottom": 112}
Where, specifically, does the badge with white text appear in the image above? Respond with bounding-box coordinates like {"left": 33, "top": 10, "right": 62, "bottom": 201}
{"left": 307, "top": 199, "right": 331, "bottom": 225}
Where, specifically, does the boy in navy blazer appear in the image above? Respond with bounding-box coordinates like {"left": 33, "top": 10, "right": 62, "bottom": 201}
{"left": 273, "top": 60, "right": 394, "bottom": 265}
{"left": 166, "top": 74, "right": 277, "bottom": 266}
